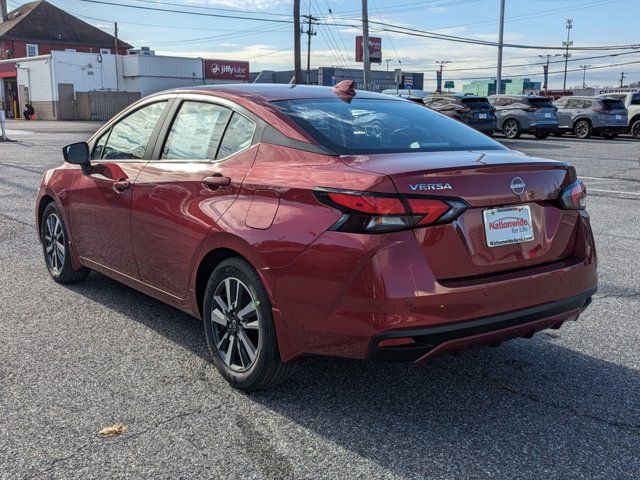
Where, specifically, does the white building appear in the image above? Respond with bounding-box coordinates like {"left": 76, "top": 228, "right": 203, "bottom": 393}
{"left": 0, "top": 50, "right": 249, "bottom": 120}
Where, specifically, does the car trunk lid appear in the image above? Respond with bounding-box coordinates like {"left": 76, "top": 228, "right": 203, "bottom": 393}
{"left": 342, "top": 150, "right": 580, "bottom": 279}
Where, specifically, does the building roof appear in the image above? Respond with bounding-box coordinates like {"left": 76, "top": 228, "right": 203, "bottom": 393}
{"left": 0, "top": 1, "right": 132, "bottom": 48}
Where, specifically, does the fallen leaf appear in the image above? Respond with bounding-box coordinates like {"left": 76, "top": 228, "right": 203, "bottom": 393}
{"left": 99, "top": 424, "right": 127, "bottom": 437}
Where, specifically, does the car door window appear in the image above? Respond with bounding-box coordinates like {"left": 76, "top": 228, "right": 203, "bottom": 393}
{"left": 216, "top": 113, "right": 256, "bottom": 160}
{"left": 101, "top": 102, "right": 167, "bottom": 160}
{"left": 565, "top": 99, "right": 580, "bottom": 109}
{"left": 162, "top": 101, "right": 231, "bottom": 160}
{"left": 91, "top": 130, "right": 109, "bottom": 159}
{"left": 583, "top": 100, "right": 592, "bottom": 109}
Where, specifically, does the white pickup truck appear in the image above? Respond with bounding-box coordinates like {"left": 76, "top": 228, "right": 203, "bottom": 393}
{"left": 603, "top": 91, "right": 640, "bottom": 138}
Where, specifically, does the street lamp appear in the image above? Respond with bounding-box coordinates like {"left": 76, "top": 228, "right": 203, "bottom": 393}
{"left": 579, "top": 65, "right": 591, "bottom": 89}
{"left": 436, "top": 60, "right": 451, "bottom": 93}
{"left": 538, "top": 54, "right": 562, "bottom": 93}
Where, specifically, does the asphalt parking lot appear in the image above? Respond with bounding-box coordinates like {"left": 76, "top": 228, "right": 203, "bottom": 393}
{"left": 1, "top": 120, "right": 639, "bottom": 479}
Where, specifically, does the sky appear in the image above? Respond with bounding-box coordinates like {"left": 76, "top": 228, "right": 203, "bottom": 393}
{"left": 22, "top": 0, "right": 640, "bottom": 90}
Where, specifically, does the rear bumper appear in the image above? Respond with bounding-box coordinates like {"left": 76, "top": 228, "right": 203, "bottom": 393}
{"left": 525, "top": 121, "right": 558, "bottom": 133}
{"left": 367, "top": 286, "right": 595, "bottom": 362}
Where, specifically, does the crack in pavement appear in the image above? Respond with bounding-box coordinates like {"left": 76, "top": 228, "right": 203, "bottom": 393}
{"left": 20, "top": 408, "right": 210, "bottom": 480}
{"left": 594, "top": 292, "right": 640, "bottom": 301}
{"left": 430, "top": 365, "right": 640, "bottom": 436}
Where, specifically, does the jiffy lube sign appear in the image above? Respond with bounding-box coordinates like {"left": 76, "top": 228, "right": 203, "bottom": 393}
{"left": 204, "top": 60, "right": 250, "bottom": 81}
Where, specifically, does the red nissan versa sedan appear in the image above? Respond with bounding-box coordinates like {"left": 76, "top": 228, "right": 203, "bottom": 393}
{"left": 36, "top": 82, "right": 597, "bottom": 391}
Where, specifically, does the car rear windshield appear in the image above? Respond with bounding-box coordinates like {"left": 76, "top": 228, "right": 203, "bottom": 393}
{"left": 273, "top": 98, "right": 505, "bottom": 155}
{"left": 527, "top": 98, "right": 555, "bottom": 109}
{"left": 600, "top": 99, "right": 626, "bottom": 111}
{"left": 461, "top": 98, "right": 492, "bottom": 110}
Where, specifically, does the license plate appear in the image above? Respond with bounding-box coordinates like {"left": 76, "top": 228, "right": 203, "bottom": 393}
{"left": 479, "top": 113, "right": 487, "bottom": 119}
{"left": 544, "top": 112, "right": 552, "bottom": 118}
{"left": 483, "top": 205, "right": 534, "bottom": 248}
{"left": 616, "top": 114, "right": 622, "bottom": 119}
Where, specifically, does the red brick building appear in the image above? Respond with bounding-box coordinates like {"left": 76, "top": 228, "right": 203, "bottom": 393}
{"left": 1, "top": 0, "right": 131, "bottom": 117}
{"left": 0, "top": 0, "right": 131, "bottom": 59}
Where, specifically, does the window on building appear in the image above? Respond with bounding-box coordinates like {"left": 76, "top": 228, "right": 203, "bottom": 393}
{"left": 217, "top": 113, "right": 256, "bottom": 159}
{"left": 65, "top": 48, "right": 77, "bottom": 52}
{"left": 100, "top": 48, "right": 111, "bottom": 55}
{"left": 101, "top": 102, "right": 167, "bottom": 160}
{"left": 26, "top": 44, "right": 38, "bottom": 57}
{"left": 162, "top": 101, "right": 232, "bottom": 160}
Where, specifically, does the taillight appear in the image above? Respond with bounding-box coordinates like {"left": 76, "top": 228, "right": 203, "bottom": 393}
{"left": 314, "top": 188, "right": 467, "bottom": 234}
{"left": 558, "top": 180, "right": 586, "bottom": 210}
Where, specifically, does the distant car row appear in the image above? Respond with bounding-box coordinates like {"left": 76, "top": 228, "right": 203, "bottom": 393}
{"left": 381, "top": 89, "right": 640, "bottom": 140}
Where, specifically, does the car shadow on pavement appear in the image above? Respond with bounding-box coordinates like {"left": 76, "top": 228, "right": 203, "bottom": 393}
{"left": 65, "top": 271, "right": 639, "bottom": 477}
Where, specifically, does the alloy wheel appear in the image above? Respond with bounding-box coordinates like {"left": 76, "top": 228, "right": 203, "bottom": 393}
{"left": 632, "top": 121, "right": 640, "bottom": 138}
{"left": 44, "top": 213, "right": 65, "bottom": 274}
{"left": 211, "top": 277, "right": 260, "bottom": 372}
{"left": 575, "top": 121, "right": 590, "bottom": 138}
{"left": 504, "top": 120, "right": 518, "bottom": 138}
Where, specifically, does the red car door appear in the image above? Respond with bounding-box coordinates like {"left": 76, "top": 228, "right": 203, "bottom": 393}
{"left": 69, "top": 100, "right": 169, "bottom": 278}
{"left": 131, "top": 98, "right": 258, "bottom": 298}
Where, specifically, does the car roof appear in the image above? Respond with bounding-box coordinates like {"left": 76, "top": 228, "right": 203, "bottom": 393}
{"left": 490, "top": 94, "right": 548, "bottom": 99}
{"left": 430, "top": 94, "right": 487, "bottom": 99}
{"left": 170, "top": 83, "right": 393, "bottom": 102}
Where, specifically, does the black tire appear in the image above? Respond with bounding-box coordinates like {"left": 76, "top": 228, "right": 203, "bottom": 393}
{"left": 203, "top": 257, "right": 295, "bottom": 391}
{"left": 41, "top": 202, "right": 90, "bottom": 283}
{"left": 574, "top": 120, "right": 592, "bottom": 139}
{"left": 552, "top": 131, "right": 563, "bottom": 137}
{"left": 502, "top": 119, "right": 521, "bottom": 139}
{"left": 631, "top": 119, "right": 640, "bottom": 139}
{"left": 603, "top": 134, "right": 617, "bottom": 140}
{"left": 534, "top": 131, "right": 550, "bottom": 139}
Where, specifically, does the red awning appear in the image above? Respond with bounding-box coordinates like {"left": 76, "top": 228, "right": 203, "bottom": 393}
{"left": 0, "top": 62, "right": 17, "bottom": 78}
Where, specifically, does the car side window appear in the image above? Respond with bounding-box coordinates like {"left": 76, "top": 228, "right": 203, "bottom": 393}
{"left": 162, "top": 101, "right": 231, "bottom": 160}
{"left": 101, "top": 102, "right": 167, "bottom": 160}
{"left": 565, "top": 99, "right": 580, "bottom": 109}
{"left": 91, "top": 130, "right": 109, "bottom": 160}
{"left": 631, "top": 94, "right": 640, "bottom": 105}
{"left": 216, "top": 113, "right": 256, "bottom": 160}
{"left": 583, "top": 100, "right": 592, "bottom": 109}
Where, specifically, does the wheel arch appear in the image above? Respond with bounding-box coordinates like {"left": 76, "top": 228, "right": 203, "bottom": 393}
{"left": 37, "top": 194, "right": 57, "bottom": 238}
{"left": 573, "top": 116, "right": 592, "bottom": 127}
{"left": 192, "top": 243, "right": 300, "bottom": 362}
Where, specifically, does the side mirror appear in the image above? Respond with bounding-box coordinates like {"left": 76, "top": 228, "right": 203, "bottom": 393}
{"left": 63, "top": 142, "right": 90, "bottom": 174}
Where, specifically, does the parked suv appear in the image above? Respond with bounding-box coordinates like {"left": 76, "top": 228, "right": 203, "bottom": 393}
{"left": 600, "top": 92, "right": 640, "bottom": 138}
{"left": 488, "top": 95, "right": 558, "bottom": 139}
{"left": 423, "top": 94, "right": 496, "bottom": 134}
{"left": 554, "top": 96, "right": 628, "bottom": 139}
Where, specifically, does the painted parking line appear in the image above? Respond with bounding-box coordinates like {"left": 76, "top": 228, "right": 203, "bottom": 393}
{"left": 588, "top": 188, "right": 640, "bottom": 196}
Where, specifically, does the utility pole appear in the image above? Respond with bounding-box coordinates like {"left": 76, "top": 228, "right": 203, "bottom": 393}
{"left": 539, "top": 54, "right": 562, "bottom": 93}
{"left": 302, "top": 14, "right": 317, "bottom": 85}
{"left": 385, "top": 59, "right": 394, "bottom": 72}
{"left": 436, "top": 60, "right": 450, "bottom": 93}
{"left": 620, "top": 72, "right": 626, "bottom": 87}
{"left": 114, "top": 22, "right": 120, "bottom": 92}
{"left": 362, "top": 0, "right": 371, "bottom": 91}
{"left": 562, "top": 18, "right": 573, "bottom": 90}
{"left": 293, "top": 0, "right": 302, "bottom": 84}
{"left": 1, "top": 0, "right": 8, "bottom": 22}
{"left": 579, "top": 64, "right": 591, "bottom": 88}
{"left": 496, "top": 0, "right": 505, "bottom": 95}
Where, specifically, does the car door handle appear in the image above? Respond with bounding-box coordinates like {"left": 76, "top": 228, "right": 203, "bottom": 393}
{"left": 202, "top": 175, "right": 231, "bottom": 190}
{"left": 112, "top": 179, "right": 131, "bottom": 193}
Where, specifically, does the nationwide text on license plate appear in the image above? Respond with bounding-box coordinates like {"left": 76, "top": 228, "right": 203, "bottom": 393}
{"left": 483, "top": 205, "right": 534, "bottom": 248}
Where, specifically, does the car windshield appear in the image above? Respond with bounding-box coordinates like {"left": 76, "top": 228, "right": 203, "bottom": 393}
{"left": 528, "top": 98, "right": 555, "bottom": 108}
{"left": 600, "top": 99, "right": 626, "bottom": 111}
{"left": 274, "top": 98, "right": 505, "bottom": 155}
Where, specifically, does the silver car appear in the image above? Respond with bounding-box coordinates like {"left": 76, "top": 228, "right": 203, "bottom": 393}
{"left": 488, "top": 95, "right": 559, "bottom": 139}
{"left": 553, "top": 96, "right": 628, "bottom": 140}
